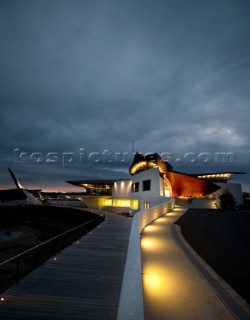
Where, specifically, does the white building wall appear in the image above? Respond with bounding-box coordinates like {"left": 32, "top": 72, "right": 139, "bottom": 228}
{"left": 131, "top": 168, "right": 164, "bottom": 196}
{"left": 112, "top": 179, "right": 132, "bottom": 199}
{"left": 212, "top": 182, "right": 243, "bottom": 207}
{"left": 130, "top": 168, "right": 170, "bottom": 210}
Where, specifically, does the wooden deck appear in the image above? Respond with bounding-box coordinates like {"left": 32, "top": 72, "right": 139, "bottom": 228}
{"left": 0, "top": 213, "right": 132, "bottom": 320}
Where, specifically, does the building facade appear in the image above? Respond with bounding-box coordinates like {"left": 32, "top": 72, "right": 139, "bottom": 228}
{"left": 67, "top": 153, "right": 244, "bottom": 212}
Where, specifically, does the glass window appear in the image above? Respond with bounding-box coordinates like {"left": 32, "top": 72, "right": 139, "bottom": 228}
{"left": 143, "top": 202, "right": 150, "bottom": 209}
{"left": 143, "top": 180, "right": 151, "bottom": 191}
{"left": 131, "top": 182, "right": 139, "bottom": 192}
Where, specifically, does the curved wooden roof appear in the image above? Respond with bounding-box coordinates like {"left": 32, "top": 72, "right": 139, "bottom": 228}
{"left": 130, "top": 153, "right": 221, "bottom": 197}
{"left": 165, "top": 171, "right": 220, "bottom": 197}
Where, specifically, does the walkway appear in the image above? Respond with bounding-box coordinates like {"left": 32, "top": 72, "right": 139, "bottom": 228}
{"left": 141, "top": 204, "right": 241, "bottom": 320}
{"left": 0, "top": 213, "right": 132, "bottom": 320}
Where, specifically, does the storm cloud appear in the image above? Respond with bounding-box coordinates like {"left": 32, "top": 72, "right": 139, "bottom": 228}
{"left": 0, "top": 0, "right": 250, "bottom": 191}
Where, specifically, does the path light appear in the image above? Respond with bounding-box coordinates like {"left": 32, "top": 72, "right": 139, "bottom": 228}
{"left": 141, "top": 238, "right": 154, "bottom": 249}
{"left": 1, "top": 297, "right": 4, "bottom": 302}
{"left": 143, "top": 274, "right": 162, "bottom": 292}
{"left": 145, "top": 225, "right": 162, "bottom": 233}
{"left": 144, "top": 225, "right": 155, "bottom": 232}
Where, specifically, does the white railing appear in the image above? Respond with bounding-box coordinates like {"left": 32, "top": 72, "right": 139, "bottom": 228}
{"left": 117, "top": 198, "right": 175, "bottom": 320}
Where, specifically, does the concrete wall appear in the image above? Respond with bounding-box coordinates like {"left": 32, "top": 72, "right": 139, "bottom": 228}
{"left": 136, "top": 195, "right": 172, "bottom": 211}
{"left": 116, "top": 197, "right": 175, "bottom": 320}
{"left": 112, "top": 180, "right": 132, "bottom": 199}
{"left": 112, "top": 168, "right": 173, "bottom": 211}
{"left": 130, "top": 168, "right": 168, "bottom": 210}
{"left": 134, "top": 167, "right": 165, "bottom": 196}
{"left": 212, "top": 183, "right": 243, "bottom": 206}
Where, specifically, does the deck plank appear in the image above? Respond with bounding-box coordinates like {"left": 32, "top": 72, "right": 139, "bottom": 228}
{"left": 0, "top": 213, "right": 132, "bottom": 320}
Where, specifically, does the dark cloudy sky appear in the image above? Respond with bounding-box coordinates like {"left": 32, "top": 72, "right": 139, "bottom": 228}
{"left": 0, "top": 0, "right": 250, "bottom": 192}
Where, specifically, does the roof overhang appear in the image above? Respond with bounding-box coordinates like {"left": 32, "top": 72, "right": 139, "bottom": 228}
{"left": 66, "top": 180, "right": 116, "bottom": 189}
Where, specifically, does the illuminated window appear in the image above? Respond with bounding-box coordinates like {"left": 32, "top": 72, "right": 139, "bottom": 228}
{"left": 144, "top": 202, "right": 150, "bottom": 209}
{"left": 132, "top": 182, "right": 139, "bottom": 192}
{"left": 104, "top": 199, "right": 112, "bottom": 206}
{"left": 143, "top": 180, "right": 151, "bottom": 191}
{"left": 131, "top": 199, "right": 139, "bottom": 209}
{"left": 165, "top": 189, "right": 171, "bottom": 197}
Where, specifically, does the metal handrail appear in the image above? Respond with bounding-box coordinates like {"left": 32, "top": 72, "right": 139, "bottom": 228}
{"left": 0, "top": 212, "right": 105, "bottom": 267}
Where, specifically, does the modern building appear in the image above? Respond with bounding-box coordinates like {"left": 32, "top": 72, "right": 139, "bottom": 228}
{"left": 67, "top": 153, "right": 245, "bottom": 212}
